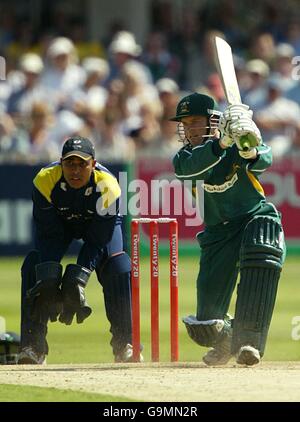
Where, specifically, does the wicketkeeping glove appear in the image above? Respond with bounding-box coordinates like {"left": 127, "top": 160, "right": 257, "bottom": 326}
{"left": 59, "top": 264, "right": 92, "bottom": 325}
{"left": 27, "top": 262, "right": 63, "bottom": 324}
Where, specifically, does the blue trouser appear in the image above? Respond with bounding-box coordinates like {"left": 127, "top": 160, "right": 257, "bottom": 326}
{"left": 34, "top": 221, "right": 106, "bottom": 272}
{"left": 21, "top": 217, "right": 132, "bottom": 356}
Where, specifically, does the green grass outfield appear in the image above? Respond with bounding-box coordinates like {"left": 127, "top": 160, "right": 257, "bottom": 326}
{"left": 1, "top": 255, "right": 300, "bottom": 363}
{"left": 0, "top": 384, "right": 134, "bottom": 402}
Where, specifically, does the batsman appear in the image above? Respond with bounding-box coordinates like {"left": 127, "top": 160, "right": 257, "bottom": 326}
{"left": 18, "top": 136, "right": 142, "bottom": 364}
{"left": 171, "top": 93, "right": 285, "bottom": 366}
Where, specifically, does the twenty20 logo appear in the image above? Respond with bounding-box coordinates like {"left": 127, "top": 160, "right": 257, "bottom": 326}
{"left": 132, "top": 234, "right": 139, "bottom": 277}
{"left": 170, "top": 234, "right": 178, "bottom": 280}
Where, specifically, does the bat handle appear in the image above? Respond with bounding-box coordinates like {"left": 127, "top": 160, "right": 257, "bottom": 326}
{"left": 239, "top": 133, "right": 258, "bottom": 151}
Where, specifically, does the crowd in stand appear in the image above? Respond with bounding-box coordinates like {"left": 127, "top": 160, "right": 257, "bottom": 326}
{"left": 1, "top": 4, "right": 300, "bottom": 164}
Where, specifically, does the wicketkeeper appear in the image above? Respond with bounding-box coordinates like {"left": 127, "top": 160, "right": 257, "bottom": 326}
{"left": 18, "top": 136, "right": 142, "bottom": 364}
{"left": 171, "top": 93, "right": 285, "bottom": 366}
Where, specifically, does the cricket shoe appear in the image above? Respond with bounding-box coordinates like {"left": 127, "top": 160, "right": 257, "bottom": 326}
{"left": 202, "top": 328, "right": 232, "bottom": 366}
{"left": 202, "top": 347, "right": 232, "bottom": 366}
{"left": 236, "top": 345, "right": 260, "bottom": 366}
{"left": 18, "top": 346, "right": 46, "bottom": 365}
{"left": 114, "top": 344, "right": 144, "bottom": 363}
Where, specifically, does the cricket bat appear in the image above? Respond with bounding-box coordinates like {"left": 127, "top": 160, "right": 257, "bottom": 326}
{"left": 214, "top": 36, "right": 258, "bottom": 151}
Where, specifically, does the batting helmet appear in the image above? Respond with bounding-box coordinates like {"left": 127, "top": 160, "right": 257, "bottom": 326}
{"left": 0, "top": 332, "right": 20, "bottom": 364}
{"left": 171, "top": 93, "right": 222, "bottom": 145}
{"left": 170, "top": 93, "right": 220, "bottom": 121}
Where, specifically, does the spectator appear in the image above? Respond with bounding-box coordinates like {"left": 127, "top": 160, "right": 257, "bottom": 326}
{"left": 248, "top": 33, "right": 276, "bottom": 66}
{"left": 47, "top": 109, "right": 85, "bottom": 147}
{"left": 271, "top": 43, "right": 297, "bottom": 92}
{"left": 0, "top": 80, "right": 12, "bottom": 114}
{"left": 97, "top": 111, "right": 135, "bottom": 162}
{"left": 255, "top": 77, "right": 300, "bottom": 158}
{"left": 156, "top": 77, "right": 179, "bottom": 119}
{"left": 0, "top": 110, "right": 16, "bottom": 161}
{"left": 68, "top": 57, "right": 109, "bottom": 114}
{"left": 285, "top": 79, "right": 300, "bottom": 107}
{"left": 1, "top": 102, "right": 58, "bottom": 163}
{"left": 167, "top": 10, "right": 203, "bottom": 89}
{"left": 7, "top": 53, "right": 46, "bottom": 119}
{"left": 130, "top": 100, "right": 162, "bottom": 155}
{"left": 142, "top": 31, "right": 181, "bottom": 82}
{"left": 289, "top": 125, "right": 300, "bottom": 156}
{"left": 285, "top": 21, "right": 300, "bottom": 55}
{"left": 242, "top": 59, "right": 270, "bottom": 109}
{"left": 185, "top": 30, "right": 225, "bottom": 91}
{"left": 41, "top": 37, "right": 84, "bottom": 110}
{"left": 108, "top": 31, "right": 152, "bottom": 83}
{"left": 203, "top": 73, "right": 226, "bottom": 111}
{"left": 119, "top": 60, "right": 159, "bottom": 134}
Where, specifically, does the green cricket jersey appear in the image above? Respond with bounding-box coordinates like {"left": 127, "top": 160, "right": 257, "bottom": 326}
{"left": 173, "top": 138, "right": 272, "bottom": 226}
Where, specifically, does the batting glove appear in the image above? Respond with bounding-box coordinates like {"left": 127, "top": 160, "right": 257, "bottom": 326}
{"left": 230, "top": 116, "right": 262, "bottom": 150}
{"left": 218, "top": 114, "right": 234, "bottom": 148}
{"left": 219, "top": 135, "right": 234, "bottom": 149}
{"left": 218, "top": 104, "right": 254, "bottom": 148}
{"left": 223, "top": 104, "right": 253, "bottom": 121}
{"left": 239, "top": 148, "right": 258, "bottom": 160}
{"left": 219, "top": 104, "right": 253, "bottom": 134}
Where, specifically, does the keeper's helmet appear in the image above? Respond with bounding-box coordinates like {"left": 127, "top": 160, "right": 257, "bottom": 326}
{"left": 170, "top": 92, "right": 221, "bottom": 145}
{"left": 0, "top": 332, "right": 20, "bottom": 364}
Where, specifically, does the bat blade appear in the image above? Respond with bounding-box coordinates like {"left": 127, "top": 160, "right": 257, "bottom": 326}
{"left": 214, "top": 36, "right": 241, "bottom": 105}
{"left": 214, "top": 36, "right": 260, "bottom": 151}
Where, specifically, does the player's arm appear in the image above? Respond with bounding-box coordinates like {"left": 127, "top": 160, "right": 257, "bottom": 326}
{"left": 60, "top": 176, "right": 121, "bottom": 326}
{"left": 32, "top": 164, "right": 65, "bottom": 242}
{"left": 32, "top": 185, "right": 64, "bottom": 240}
{"left": 173, "top": 141, "right": 226, "bottom": 181}
{"left": 247, "top": 143, "right": 272, "bottom": 173}
{"left": 83, "top": 173, "right": 121, "bottom": 249}
{"left": 32, "top": 186, "right": 67, "bottom": 262}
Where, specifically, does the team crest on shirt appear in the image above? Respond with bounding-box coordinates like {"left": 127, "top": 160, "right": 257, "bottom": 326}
{"left": 225, "top": 163, "right": 240, "bottom": 181}
{"left": 60, "top": 182, "right": 67, "bottom": 191}
{"left": 84, "top": 187, "right": 93, "bottom": 196}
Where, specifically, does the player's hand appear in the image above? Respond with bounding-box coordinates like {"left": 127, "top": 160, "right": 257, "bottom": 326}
{"left": 219, "top": 135, "right": 234, "bottom": 149}
{"left": 27, "top": 262, "right": 63, "bottom": 324}
{"left": 230, "top": 116, "right": 262, "bottom": 150}
{"left": 224, "top": 104, "right": 253, "bottom": 120}
{"left": 27, "top": 280, "right": 62, "bottom": 323}
{"left": 59, "top": 264, "right": 92, "bottom": 325}
{"left": 59, "top": 283, "right": 92, "bottom": 324}
{"left": 218, "top": 104, "right": 253, "bottom": 148}
{"left": 239, "top": 148, "right": 258, "bottom": 160}
{"left": 218, "top": 115, "right": 234, "bottom": 149}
